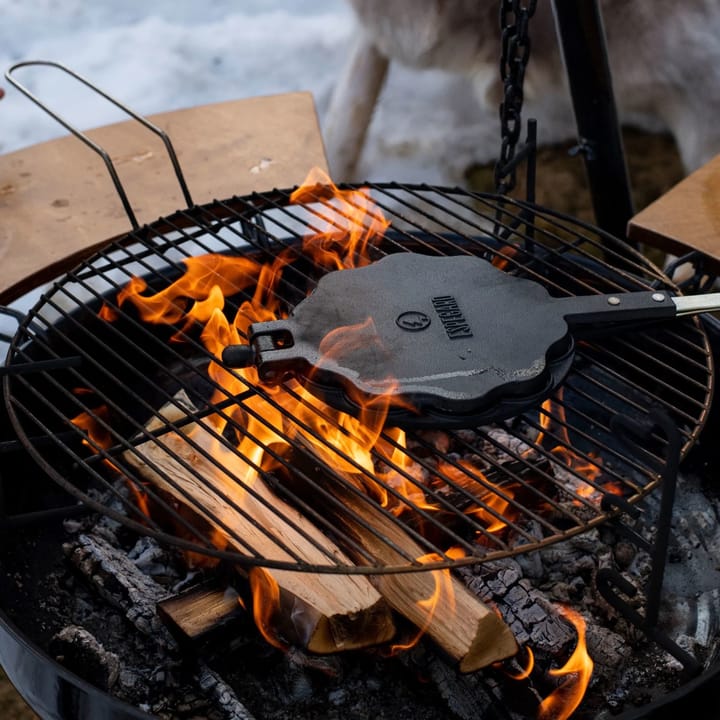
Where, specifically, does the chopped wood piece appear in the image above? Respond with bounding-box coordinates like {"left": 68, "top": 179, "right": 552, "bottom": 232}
{"left": 158, "top": 584, "right": 246, "bottom": 648}
{"left": 293, "top": 443, "right": 519, "bottom": 672}
{"left": 123, "top": 399, "right": 396, "bottom": 655}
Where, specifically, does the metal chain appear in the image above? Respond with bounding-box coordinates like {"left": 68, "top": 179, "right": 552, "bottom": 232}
{"left": 494, "top": 0, "right": 537, "bottom": 195}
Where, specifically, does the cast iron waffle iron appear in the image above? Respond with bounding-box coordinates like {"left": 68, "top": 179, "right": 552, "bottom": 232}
{"left": 224, "top": 252, "right": 720, "bottom": 429}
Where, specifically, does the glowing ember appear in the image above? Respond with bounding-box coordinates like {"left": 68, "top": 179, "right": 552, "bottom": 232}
{"left": 534, "top": 393, "right": 609, "bottom": 501}
{"left": 435, "top": 459, "right": 518, "bottom": 535}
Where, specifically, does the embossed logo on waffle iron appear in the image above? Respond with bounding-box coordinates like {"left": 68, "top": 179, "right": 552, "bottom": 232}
{"left": 431, "top": 295, "right": 473, "bottom": 339}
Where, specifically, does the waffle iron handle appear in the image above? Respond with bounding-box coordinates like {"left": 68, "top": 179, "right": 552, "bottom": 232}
{"left": 4, "top": 60, "right": 194, "bottom": 230}
{"left": 560, "top": 289, "right": 720, "bottom": 327}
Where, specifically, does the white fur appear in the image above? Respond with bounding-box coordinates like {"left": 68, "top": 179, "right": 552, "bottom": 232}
{"left": 326, "top": 0, "right": 720, "bottom": 180}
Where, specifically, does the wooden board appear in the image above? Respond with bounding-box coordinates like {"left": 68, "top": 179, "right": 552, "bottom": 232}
{"left": 628, "top": 152, "right": 720, "bottom": 271}
{"left": 0, "top": 93, "right": 328, "bottom": 303}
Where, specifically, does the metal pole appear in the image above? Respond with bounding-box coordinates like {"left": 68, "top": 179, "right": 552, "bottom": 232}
{"left": 551, "top": 0, "right": 636, "bottom": 246}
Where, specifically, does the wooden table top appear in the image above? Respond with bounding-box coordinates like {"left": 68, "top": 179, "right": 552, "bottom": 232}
{"left": 628, "top": 152, "right": 720, "bottom": 271}
{"left": 0, "top": 92, "right": 328, "bottom": 303}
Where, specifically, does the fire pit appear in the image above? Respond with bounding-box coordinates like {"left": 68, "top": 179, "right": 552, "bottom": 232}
{"left": 2, "top": 168, "right": 720, "bottom": 719}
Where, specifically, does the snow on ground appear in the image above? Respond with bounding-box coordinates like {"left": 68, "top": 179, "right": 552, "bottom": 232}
{"left": 0, "top": 0, "right": 504, "bottom": 344}
{"left": 0, "top": 0, "right": 500, "bottom": 184}
{"left": 0, "top": 1, "right": 356, "bottom": 152}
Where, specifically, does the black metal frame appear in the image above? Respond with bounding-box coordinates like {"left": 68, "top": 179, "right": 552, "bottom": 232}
{"left": 550, "top": 0, "right": 636, "bottom": 244}
{"left": 597, "top": 411, "right": 702, "bottom": 675}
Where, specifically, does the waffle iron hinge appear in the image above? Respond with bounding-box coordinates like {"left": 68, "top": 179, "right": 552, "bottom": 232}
{"left": 222, "top": 320, "right": 302, "bottom": 385}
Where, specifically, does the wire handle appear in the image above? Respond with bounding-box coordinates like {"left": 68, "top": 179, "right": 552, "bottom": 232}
{"left": 5, "top": 60, "right": 194, "bottom": 229}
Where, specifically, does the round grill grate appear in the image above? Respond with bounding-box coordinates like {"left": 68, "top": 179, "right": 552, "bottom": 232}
{"left": 3, "top": 184, "right": 714, "bottom": 573}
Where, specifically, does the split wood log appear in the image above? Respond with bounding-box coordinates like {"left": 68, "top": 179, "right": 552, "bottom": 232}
{"left": 293, "top": 442, "right": 519, "bottom": 672}
{"left": 158, "top": 584, "right": 247, "bottom": 649}
{"left": 122, "top": 397, "right": 395, "bottom": 655}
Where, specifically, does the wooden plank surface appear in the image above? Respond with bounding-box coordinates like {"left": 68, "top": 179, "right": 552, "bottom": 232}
{"left": 0, "top": 92, "right": 328, "bottom": 302}
{"left": 628, "top": 152, "right": 720, "bottom": 271}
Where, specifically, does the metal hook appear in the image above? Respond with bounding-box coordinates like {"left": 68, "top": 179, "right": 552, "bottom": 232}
{"left": 4, "top": 60, "right": 194, "bottom": 230}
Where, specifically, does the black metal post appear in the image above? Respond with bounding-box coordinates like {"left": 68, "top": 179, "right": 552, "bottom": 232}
{"left": 551, "top": 0, "right": 636, "bottom": 245}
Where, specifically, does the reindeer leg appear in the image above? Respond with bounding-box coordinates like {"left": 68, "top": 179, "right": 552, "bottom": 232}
{"left": 324, "top": 35, "right": 389, "bottom": 181}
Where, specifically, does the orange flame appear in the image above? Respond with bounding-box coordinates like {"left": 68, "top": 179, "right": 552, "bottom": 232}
{"left": 248, "top": 567, "right": 288, "bottom": 651}
{"left": 505, "top": 646, "right": 535, "bottom": 681}
{"left": 534, "top": 393, "right": 605, "bottom": 500}
{"left": 70, "top": 402, "right": 155, "bottom": 519}
{"left": 70, "top": 405, "right": 114, "bottom": 451}
{"left": 436, "top": 459, "right": 517, "bottom": 535}
{"left": 538, "top": 607, "right": 594, "bottom": 720}
{"left": 125, "top": 481, "right": 151, "bottom": 520}
{"left": 388, "top": 552, "right": 456, "bottom": 654}
{"left": 290, "top": 167, "right": 390, "bottom": 270}
{"left": 491, "top": 244, "right": 519, "bottom": 271}
{"left": 118, "top": 255, "right": 263, "bottom": 330}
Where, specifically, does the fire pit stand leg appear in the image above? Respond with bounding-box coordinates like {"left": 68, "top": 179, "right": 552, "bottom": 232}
{"left": 550, "top": 0, "right": 636, "bottom": 247}
{"left": 596, "top": 410, "right": 702, "bottom": 676}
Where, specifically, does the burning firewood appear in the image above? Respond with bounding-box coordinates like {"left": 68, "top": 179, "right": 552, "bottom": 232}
{"left": 122, "top": 396, "right": 396, "bottom": 655}
{"left": 292, "top": 441, "right": 519, "bottom": 672}
{"left": 123, "top": 394, "right": 516, "bottom": 669}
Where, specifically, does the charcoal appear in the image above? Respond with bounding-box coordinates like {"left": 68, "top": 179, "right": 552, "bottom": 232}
{"left": 459, "top": 559, "right": 575, "bottom": 654}
{"left": 49, "top": 625, "right": 120, "bottom": 690}
{"left": 197, "top": 665, "right": 256, "bottom": 720}
{"left": 64, "top": 530, "right": 256, "bottom": 720}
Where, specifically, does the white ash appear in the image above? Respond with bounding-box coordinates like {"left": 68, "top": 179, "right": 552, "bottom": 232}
{"left": 404, "top": 642, "right": 517, "bottom": 720}
{"left": 64, "top": 531, "right": 256, "bottom": 720}
{"left": 197, "top": 665, "right": 256, "bottom": 720}
{"left": 65, "top": 533, "right": 173, "bottom": 642}
{"left": 585, "top": 625, "right": 631, "bottom": 671}
{"left": 647, "top": 475, "right": 720, "bottom": 599}
{"left": 659, "top": 588, "right": 720, "bottom": 656}
{"left": 62, "top": 517, "right": 85, "bottom": 534}
{"left": 128, "top": 535, "right": 183, "bottom": 582}
{"left": 482, "top": 427, "right": 539, "bottom": 463}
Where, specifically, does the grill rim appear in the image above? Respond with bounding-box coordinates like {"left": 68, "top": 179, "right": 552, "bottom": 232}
{"left": 3, "top": 184, "right": 714, "bottom": 574}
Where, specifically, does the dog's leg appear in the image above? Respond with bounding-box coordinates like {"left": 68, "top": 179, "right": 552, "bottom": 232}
{"left": 324, "top": 34, "right": 389, "bottom": 181}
